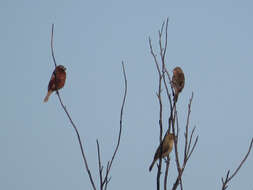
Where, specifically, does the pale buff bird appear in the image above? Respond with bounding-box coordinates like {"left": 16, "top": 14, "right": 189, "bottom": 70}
{"left": 149, "top": 132, "right": 175, "bottom": 171}
{"left": 44, "top": 65, "right": 66, "bottom": 102}
{"left": 172, "top": 67, "right": 185, "bottom": 102}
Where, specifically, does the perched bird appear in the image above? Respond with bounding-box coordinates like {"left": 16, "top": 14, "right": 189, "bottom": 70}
{"left": 172, "top": 67, "right": 185, "bottom": 103}
{"left": 44, "top": 65, "right": 66, "bottom": 102}
{"left": 149, "top": 132, "right": 175, "bottom": 172}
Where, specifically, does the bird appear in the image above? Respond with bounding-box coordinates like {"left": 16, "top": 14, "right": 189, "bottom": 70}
{"left": 149, "top": 132, "right": 175, "bottom": 172}
{"left": 44, "top": 65, "right": 66, "bottom": 102}
{"left": 172, "top": 67, "right": 185, "bottom": 103}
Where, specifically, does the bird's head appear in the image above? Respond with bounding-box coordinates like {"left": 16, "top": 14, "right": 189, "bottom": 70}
{"left": 57, "top": 65, "right": 66, "bottom": 71}
{"left": 167, "top": 133, "right": 175, "bottom": 140}
{"left": 173, "top": 67, "right": 183, "bottom": 75}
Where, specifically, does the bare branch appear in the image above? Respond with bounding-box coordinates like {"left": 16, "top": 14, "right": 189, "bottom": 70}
{"left": 221, "top": 138, "right": 253, "bottom": 190}
{"left": 163, "top": 18, "right": 169, "bottom": 61}
{"left": 102, "top": 61, "right": 128, "bottom": 188}
{"left": 96, "top": 140, "right": 103, "bottom": 190}
{"left": 172, "top": 108, "right": 182, "bottom": 176}
{"left": 50, "top": 24, "right": 97, "bottom": 190}
{"left": 159, "top": 19, "right": 173, "bottom": 115}
{"left": 149, "top": 38, "right": 162, "bottom": 78}
{"left": 164, "top": 157, "right": 170, "bottom": 190}
{"left": 186, "top": 135, "right": 198, "bottom": 162}
{"left": 50, "top": 24, "right": 57, "bottom": 68}
{"left": 159, "top": 18, "right": 169, "bottom": 63}
{"left": 184, "top": 94, "right": 193, "bottom": 160}
{"left": 165, "top": 68, "right": 175, "bottom": 99}
{"left": 51, "top": 27, "right": 128, "bottom": 190}
{"left": 187, "top": 127, "right": 196, "bottom": 156}
{"left": 149, "top": 35, "right": 164, "bottom": 190}
{"left": 172, "top": 94, "right": 197, "bottom": 190}
{"left": 149, "top": 18, "right": 198, "bottom": 190}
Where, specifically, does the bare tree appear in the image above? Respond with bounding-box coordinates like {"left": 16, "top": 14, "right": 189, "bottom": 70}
{"left": 47, "top": 21, "right": 252, "bottom": 190}
{"left": 149, "top": 18, "right": 199, "bottom": 190}
{"left": 148, "top": 18, "right": 253, "bottom": 190}
{"left": 49, "top": 24, "right": 127, "bottom": 190}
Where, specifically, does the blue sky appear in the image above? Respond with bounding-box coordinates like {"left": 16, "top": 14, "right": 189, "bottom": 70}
{"left": 1, "top": 0, "right": 253, "bottom": 190}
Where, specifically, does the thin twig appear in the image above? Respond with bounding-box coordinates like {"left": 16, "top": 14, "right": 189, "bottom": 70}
{"left": 164, "top": 157, "right": 170, "bottom": 190}
{"left": 96, "top": 140, "right": 103, "bottom": 190}
{"left": 172, "top": 107, "right": 181, "bottom": 172}
{"left": 221, "top": 138, "right": 253, "bottom": 190}
{"left": 159, "top": 19, "right": 173, "bottom": 119}
{"left": 150, "top": 18, "right": 198, "bottom": 190}
{"left": 184, "top": 93, "right": 193, "bottom": 161}
{"left": 149, "top": 36, "right": 164, "bottom": 190}
{"left": 102, "top": 62, "right": 127, "bottom": 188}
{"left": 172, "top": 95, "right": 198, "bottom": 190}
{"left": 163, "top": 18, "right": 168, "bottom": 62}
{"left": 187, "top": 136, "right": 198, "bottom": 162}
{"left": 165, "top": 68, "right": 176, "bottom": 102}
{"left": 50, "top": 24, "right": 97, "bottom": 190}
{"left": 159, "top": 19, "right": 173, "bottom": 190}
{"left": 51, "top": 24, "right": 57, "bottom": 68}
{"left": 149, "top": 38, "right": 162, "bottom": 78}
{"left": 187, "top": 127, "right": 196, "bottom": 156}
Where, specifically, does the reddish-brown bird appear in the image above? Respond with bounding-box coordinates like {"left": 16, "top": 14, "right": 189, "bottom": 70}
{"left": 44, "top": 65, "right": 66, "bottom": 102}
{"left": 172, "top": 67, "right": 185, "bottom": 102}
{"left": 149, "top": 132, "right": 175, "bottom": 172}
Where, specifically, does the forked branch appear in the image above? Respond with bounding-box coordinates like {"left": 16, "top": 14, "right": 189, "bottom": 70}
{"left": 50, "top": 25, "right": 128, "bottom": 190}
{"left": 221, "top": 138, "right": 253, "bottom": 190}
{"left": 149, "top": 18, "right": 198, "bottom": 190}
{"left": 96, "top": 62, "right": 128, "bottom": 190}
{"left": 149, "top": 34, "right": 164, "bottom": 190}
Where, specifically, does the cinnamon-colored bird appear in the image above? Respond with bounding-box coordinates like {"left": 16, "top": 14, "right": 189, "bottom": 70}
{"left": 149, "top": 132, "right": 175, "bottom": 172}
{"left": 172, "top": 67, "right": 185, "bottom": 102}
{"left": 44, "top": 65, "right": 66, "bottom": 102}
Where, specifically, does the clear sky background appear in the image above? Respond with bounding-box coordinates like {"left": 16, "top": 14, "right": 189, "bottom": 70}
{"left": 1, "top": 0, "right": 253, "bottom": 190}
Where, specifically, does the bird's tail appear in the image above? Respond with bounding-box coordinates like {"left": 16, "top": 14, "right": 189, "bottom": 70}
{"left": 149, "top": 160, "right": 156, "bottom": 172}
{"left": 44, "top": 90, "right": 53, "bottom": 103}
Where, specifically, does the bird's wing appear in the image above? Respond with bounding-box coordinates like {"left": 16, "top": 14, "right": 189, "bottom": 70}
{"left": 48, "top": 72, "right": 56, "bottom": 90}
{"left": 154, "top": 140, "right": 170, "bottom": 159}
